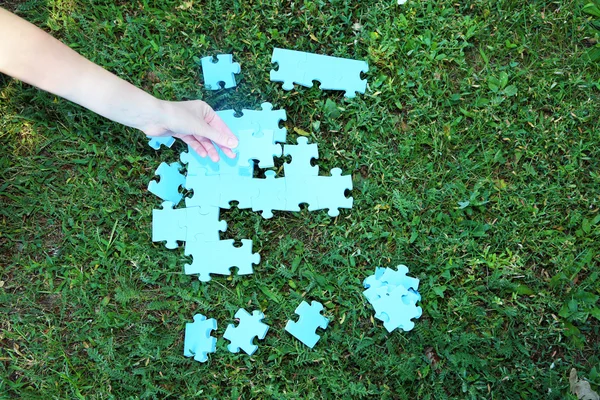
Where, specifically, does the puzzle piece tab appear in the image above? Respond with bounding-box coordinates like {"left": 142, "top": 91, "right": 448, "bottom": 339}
{"left": 201, "top": 54, "right": 241, "bottom": 90}
{"left": 223, "top": 309, "right": 269, "bottom": 355}
{"left": 147, "top": 136, "right": 175, "bottom": 150}
{"left": 184, "top": 313, "right": 217, "bottom": 363}
{"left": 270, "top": 48, "right": 369, "bottom": 98}
{"left": 148, "top": 162, "right": 186, "bottom": 204}
{"left": 184, "top": 239, "right": 260, "bottom": 282}
{"left": 285, "top": 300, "right": 329, "bottom": 348}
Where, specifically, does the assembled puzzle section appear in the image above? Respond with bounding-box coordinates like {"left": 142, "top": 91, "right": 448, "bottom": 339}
{"left": 184, "top": 239, "right": 260, "bottom": 282}
{"left": 184, "top": 313, "right": 217, "bottom": 363}
{"left": 285, "top": 300, "right": 329, "bottom": 348}
{"left": 216, "top": 102, "right": 287, "bottom": 144}
{"left": 223, "top": 309, "right": 269, "bottom": 355}
{"left": 270, "top": 48, "right": 369, "bottom": 98}
{"left": 363, "top": 265, "right": 422, "bottom": 333}
{"left": 201, "top": 54, "right": 241, "bottom": 90}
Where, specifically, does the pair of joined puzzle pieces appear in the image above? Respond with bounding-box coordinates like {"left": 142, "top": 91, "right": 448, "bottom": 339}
{"left": 184, "top": 301, "right": 329, "bottom": 363}
{"left": 363, "top": 265, "right": 422, "bottom": 332}
{"left": 184, "top": 309, "right": 267, "bottom": 363}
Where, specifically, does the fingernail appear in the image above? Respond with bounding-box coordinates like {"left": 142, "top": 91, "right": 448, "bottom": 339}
{"left": 227, "top": 137, "right": 239, "bottom": 148}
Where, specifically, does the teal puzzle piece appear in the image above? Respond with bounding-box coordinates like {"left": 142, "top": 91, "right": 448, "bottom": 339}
{"left": 200, "top": 54, "right": 240, "bottom": 90}
{"left": 184, "top": 313, "right": 217, "bottom": 363}
{"left": 223, "top": 309, "right": 269, "bottom": 355}
{"left": 285, "top": 301, "right": 329, "bottom": 348}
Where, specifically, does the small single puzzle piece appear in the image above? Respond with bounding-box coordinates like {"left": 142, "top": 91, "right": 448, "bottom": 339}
{"left": 371, "top": 286, "right": 422, "bottom": 333}
{"left": 184, "top": 239, "right": 260, "bottom": 282}
{"left": 148, "top": 162, "right": 186, "bottom": 204}
{"left": 285, "top": 300, "right": 329, "bottom": 348}
{"left": 270, "top": 48, "right": 369, "bottom": 98}
{"left": 219, "top": 174, "right": 260, "bottom": 209}
{"left": 234, "top": 129, "right": 282, "bottom": 168}
{"left": 152, "top": 201, "right": 187, "bottom": 249}
{"left": 306, "top": 168, "right": 353, "bottom": 217}
{"left": 147, "top": 136, "right": 175, "bottom": 150}
{"left": 223, "top": 309, "right": 269, "bottom": 355}
{"left": 283, "top": 137, "right": 319, "bottom": 178}
{"left": 185, "top": 205, "right": 227, "bottom": 243}
{"left": 201, "top": 54, "right": 241, "bottom": 90}
{"left": 184, "top": 170, "right": 222, "bottom": 207}
{"left": 184, "top": 313, "right": 217, "bottom": 363}
{"left": 252, "top": 170, "right": 286, "bottom": 218}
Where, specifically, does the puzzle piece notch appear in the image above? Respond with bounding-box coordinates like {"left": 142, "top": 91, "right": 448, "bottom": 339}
{"left": 152, "top": 201, "right": 187, "bottom": 249}
{"left": 285, "top": 301, "right": 329, "bottom": 348}
{"left": 184, "top": 239, "right": 260, "bottom": 282}
{"left": 201, "top": 54, "right": 241, "bottom": 90}
{"left": 283, "top": 137, "right": 319, "bottom": 178}
{"left": 184, "top": 314, "right": 217, "bottom": 363}
{"left": 148, "top": 162, "right": 186, "bottom": 204}
{"left": 147, "top": 136, "right": 175, "bottom": 150}
{"left": 223, "top": 309, "right": 269, "bottom": 355}
{"left": 270, "top": 48, "right": 369, "bottom": 98}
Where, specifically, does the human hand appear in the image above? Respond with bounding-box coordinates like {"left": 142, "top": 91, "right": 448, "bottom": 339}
{"left": 143, "top": 100, "right": 238, "bottom": 162}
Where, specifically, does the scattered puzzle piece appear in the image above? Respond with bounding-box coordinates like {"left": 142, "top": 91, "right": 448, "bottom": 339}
{"left": 363, "top": 265, "right": 419, "bottom": 303}
{"left": 308, "top": 168, "right": 353, "bottom": 217}
{"left": 201, "top": 54, "right": 241, "bottom": 90}
{"left": 223, "top": 309, "right": 269, "bottom": 355}
{"left": 147, "top": 136, "right": 175, "bottom": 150}
{"left": 270, "top": 48, "right": 369, "bottom": 98}
{"left": 184, "top": 313, "right": 217, "bottom": 363}
{"left": 285, "top": 300, "right": 329, "bottom": 348}
{"left": 184, "top": 239, "right": 260, "bottom": 282}
{"left": 148, "top": 162, "right": 186, "bottom": 204}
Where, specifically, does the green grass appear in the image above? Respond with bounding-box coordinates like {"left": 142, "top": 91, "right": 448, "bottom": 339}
{"left": 1, "top": 0, "right": 599, "bottom": 398}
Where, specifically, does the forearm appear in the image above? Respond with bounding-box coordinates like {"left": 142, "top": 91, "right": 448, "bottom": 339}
{"left": 0, "top": 8, "right": 164, "bottom": 131}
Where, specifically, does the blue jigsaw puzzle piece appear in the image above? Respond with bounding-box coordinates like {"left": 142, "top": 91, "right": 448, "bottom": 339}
{"left": 363, "top": 265, "right": 420, "bottom": 302}
{"left": 184, "top": 239, "right": 260, "bottom": 282}
{"left": 285, "top": 300, "right": 329, "bottom": 348}
{"left": 148, "top": 162, "right": 186, "bottom": 204}
{"left": 235, "top": 129, "right": 282, "bottom": 168}
{"left": 270, "top": 48, "right": 369, "bottom": 98}
{"left": 217, "top": 103, "right": 287, "bottom": 144}
{"left": 147, "top": 136, "right": 175, "bottom": 150}
{"left": 184, "top": 313, "right": 217, "bottom": 363}
{"left": 372, "top": 285, "right": 422, "bottom": 332}
{"left": 201, "top": 54, "right": 241, "bottom": 90}
{"left": 180, "top": 145, "right": 253, "bottom": 177}
{"left": 152, "top": 201, "right": 186, "bottom": 249}
{"left": 283, "top": 137, "right": 319, "bottom": 177}
{"left": 251, "top": 170, "right": 286, "bottom": 218}
{"left": 223, "top": 309, "right": 269, "bottom": 355}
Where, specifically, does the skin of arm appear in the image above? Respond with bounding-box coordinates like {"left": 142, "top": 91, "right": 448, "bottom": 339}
{"left": 0, "top": 7, "right": 237, "bottom": 161}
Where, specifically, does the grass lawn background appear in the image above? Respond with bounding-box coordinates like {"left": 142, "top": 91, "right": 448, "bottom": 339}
{"left": 1, "top": 0, "right": 599, "bottom": 398}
